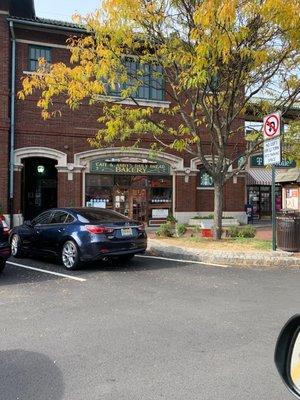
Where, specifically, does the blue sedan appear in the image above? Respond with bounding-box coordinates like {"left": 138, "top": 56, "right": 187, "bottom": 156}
{"left": 10, "top": 208, "right": 147, "bottom": 270}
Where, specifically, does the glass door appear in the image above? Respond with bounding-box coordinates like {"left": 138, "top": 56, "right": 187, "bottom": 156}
{"left": 113, "top": 187, "right": 130, "bottom": 217}
{"left": 131, "top": 188, "right": 148, "bottom": 222}
{"left": 260, "top": 186, "right": 271, "bottom": 217}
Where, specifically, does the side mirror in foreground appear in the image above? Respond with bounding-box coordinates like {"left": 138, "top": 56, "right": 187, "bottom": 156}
{"left": 275, "top": 315, "right": 300, "bottom": 399}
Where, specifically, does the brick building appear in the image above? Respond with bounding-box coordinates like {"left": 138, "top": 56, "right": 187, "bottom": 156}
{"left": 0, "top": 0, "right": 247, "bottom": 227}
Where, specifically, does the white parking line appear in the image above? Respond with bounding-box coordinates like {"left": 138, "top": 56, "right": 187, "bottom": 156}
{"left": 6, "top": 261, "right": 86, "bottom": 282}
{"left": 136, "top": 254, "right": 229, "bottom": 268}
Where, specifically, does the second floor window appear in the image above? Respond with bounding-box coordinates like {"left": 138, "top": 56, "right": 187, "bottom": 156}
{"left": 28, "top": 45, "right": 52, "bottom": 71}
{"left": 109, "top": 59, "right": 164, "bottom": 102}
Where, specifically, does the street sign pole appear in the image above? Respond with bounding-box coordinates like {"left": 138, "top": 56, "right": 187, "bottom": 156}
{"left": 272, "top": 165, "right": 276, "bottom": 251}
{"left": 263, "top": 112, "right": 282, "bottom": 252}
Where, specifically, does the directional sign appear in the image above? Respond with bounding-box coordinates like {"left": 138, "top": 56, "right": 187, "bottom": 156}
{"left": 264, "top": 137, "right": 281, "bottom": 165}
{"left": 263, "top": 112, "right": 281, "bottom": 140}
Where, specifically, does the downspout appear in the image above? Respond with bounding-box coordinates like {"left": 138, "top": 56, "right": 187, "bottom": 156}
{"left": 9, "top": 20, "right": 16, "bottom": 228}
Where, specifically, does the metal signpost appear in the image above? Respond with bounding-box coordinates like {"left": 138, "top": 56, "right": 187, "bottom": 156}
{"left": 263, "top": 112, "right": 282, "bottom": 251}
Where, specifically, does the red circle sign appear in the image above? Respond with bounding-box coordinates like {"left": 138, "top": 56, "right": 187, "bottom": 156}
{"left": 264, "top": 114, "right": 280, "bottom": 138}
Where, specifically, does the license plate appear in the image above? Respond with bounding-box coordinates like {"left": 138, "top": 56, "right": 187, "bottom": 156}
{"left": 121, "top": 228, "right": 133, "bottom": 237}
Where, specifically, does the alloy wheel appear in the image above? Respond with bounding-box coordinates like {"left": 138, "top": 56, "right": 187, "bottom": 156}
{"left": 11, "top": 235, "right": 19, "bottom": 256}
{"left": 62, "top": 242, "right": 76, "bottom": 269}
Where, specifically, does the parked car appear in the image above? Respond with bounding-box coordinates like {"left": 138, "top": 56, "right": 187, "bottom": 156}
{"left": 0, "top": 216, "right": 10, "bottom": 273}
{"left": 275, "top": 315, "right": 300, "bottom": 399}
{"left": 10, "top": 208, "right": 147, "bottom": 270}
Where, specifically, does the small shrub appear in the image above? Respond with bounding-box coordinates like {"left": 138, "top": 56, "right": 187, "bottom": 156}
{"left": 192, "top": 214, "right": 234, "bottom": 220}
{"left": 228, "top": 225, "right": 256, "bottom": 238}
{"left": 228, "top": 225, "right": 240, "bottom": 238}
{"left": 175, "top": 223, "right": 187, "bottom": 237}
{"left": 239, "top": 225, "right": 256, "bottom": 238}
{"left": 166, "top": 215, "right": 177, "bottom": 224}
{"left": 190, "top": 225, "right": 200, "bottom": 237}
{"left": 156, "top": 223, "right": 174, "bottom": 237}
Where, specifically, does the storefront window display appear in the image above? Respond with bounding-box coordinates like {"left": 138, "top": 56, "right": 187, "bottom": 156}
{"left": 247, "top": 185, "right": 282, "bottom": 219}
{"left": 85, "top": 173, "right": 173, "bottom": 224}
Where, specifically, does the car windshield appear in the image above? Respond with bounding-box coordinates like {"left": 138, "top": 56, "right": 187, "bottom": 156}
{"left": 75, "top": 209, "right": 128, "bottom": 223}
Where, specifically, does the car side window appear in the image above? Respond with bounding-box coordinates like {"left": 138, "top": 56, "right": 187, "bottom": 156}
{"left": 65, "top": 214, "right": 75, "bottom": 224}
{"left": 32, "top": 211, "right": 52, "bottom": 226}
{"left": 50, "top": 211, "right": 69, "bottom": 224}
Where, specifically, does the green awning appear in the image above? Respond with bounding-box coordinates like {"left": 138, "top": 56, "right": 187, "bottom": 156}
{"left": 276, "top": 168, "right": 300, "bottom": 183}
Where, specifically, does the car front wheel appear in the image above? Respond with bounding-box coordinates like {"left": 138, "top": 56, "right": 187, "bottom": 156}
{"left": 11, "top": 234, "right": 24, "bottom": 258}
{"left": 61, "top": 240, "right": 81, "bottom": 270}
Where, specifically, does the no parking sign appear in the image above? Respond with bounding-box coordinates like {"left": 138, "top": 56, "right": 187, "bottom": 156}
{"left": 263, "top": 112, "right": 281, "bottom": 140}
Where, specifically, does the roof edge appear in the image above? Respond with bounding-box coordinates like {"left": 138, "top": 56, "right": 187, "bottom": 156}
{"left": 7, "top": 16, "right": 87, "bottom": 33}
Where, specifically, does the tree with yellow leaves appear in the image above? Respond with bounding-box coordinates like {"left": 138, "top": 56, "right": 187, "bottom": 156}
{"left": 19, "top": 0, "right": 300, "bottom": 239}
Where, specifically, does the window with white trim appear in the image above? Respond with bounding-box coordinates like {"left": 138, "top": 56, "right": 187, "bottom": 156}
{"left": 109, "top": 59, "right": 164, "bottom": 101}
{"left": 28, "top": 45, "right": 52, "bottom": 71}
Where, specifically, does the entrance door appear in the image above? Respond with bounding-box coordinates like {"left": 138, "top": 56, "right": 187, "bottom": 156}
{"left": 260, "top": 186, "right": 271, "bottom": 217}
{"left": 113, "top": 187, "right": 130, "bottom": 217}
{"left": 113, "top": 187, "right": 148, "bottom": 223}
{"left": 131, "top": 188, "right": 148, "bottom": 222}
{"left": 23, "top": 157, "right": 58, "bottom": 220}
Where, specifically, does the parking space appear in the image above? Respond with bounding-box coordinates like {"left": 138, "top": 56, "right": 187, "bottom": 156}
{"left": 0, "top": 255, "right": 297, "bottom": 399}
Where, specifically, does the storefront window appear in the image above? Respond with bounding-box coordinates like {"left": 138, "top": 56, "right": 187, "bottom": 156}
{"left": 247, "top": 185, "right": 282, "bottom": 219}
{"left": 85, "top": 173, "right": 173, "bottom": 223}
{"left": 85, "top": 174, "right": 114, "bottom": 208}
{"left": 199, "top": 169, "right": 214, "bottom": 187}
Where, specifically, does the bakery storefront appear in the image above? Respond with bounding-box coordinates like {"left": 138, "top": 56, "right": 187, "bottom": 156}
{"left": 246, "top": 154, "right": 296, "bottom": 220}
{"left": 85, "top": 157, "right": 173, "bottom": 225}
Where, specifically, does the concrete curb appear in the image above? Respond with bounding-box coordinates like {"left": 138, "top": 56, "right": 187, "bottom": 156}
{"left": 146, "top": 239, "right": 300, "bottom": 268}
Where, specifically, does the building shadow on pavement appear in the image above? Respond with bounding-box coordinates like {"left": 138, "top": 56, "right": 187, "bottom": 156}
{"left": 0, "top": 350, "right": 64, "bottom": 400}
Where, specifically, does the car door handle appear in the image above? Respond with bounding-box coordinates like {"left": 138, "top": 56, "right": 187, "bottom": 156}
{"left": 58, "top": 228, "right": 65, "bottom": 233}
{"left": 36, "top": 230, "right": 40, "bottom": 234}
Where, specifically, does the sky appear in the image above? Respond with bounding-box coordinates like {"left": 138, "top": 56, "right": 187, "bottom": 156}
{"left": 34, "top": 0, "right": 101, "bottom": 21}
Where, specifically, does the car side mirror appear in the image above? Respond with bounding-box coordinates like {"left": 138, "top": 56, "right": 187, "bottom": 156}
{"left": 275, "top": 315, "right": 300, "bottom": 398}
{"left": 24, "top": 220, "right": 32, "bottom": 227}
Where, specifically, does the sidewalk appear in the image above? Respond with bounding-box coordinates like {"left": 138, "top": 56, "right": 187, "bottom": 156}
{"left": 146, "top": 238, "right": 300, "bottom": 268}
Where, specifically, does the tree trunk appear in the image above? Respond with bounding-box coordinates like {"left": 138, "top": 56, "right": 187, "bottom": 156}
{"left": 213, "top": 180, "right": 224, "bottom": 240}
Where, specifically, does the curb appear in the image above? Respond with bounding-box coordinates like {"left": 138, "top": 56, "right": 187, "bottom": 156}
{"left": 147, "top": 239, "right": 300, "bottom": 268}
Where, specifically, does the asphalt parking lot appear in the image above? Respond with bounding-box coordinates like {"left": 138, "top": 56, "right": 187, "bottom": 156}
{"left": 0, "top": 255, "right": 298, "bottom": 400}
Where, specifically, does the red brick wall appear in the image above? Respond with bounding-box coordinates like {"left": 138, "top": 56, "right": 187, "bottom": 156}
{"left": 0, "top": 13, "right": 10, "bottom": 214}
{"left": 175, "top": 175, "right": 197, "bottom": 212}
{"left": 57, "top": 172, "right": 82, "bottom": 208}
{"left": 224, "top": 176, "right": 246, "bottom": 211}
{"left": 196, "top": 175, "right": 246, "bottom": 212}
{"left": 196, "top": 189, "right": 214, "bottom": 212}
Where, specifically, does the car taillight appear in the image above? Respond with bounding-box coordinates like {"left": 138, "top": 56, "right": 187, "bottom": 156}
{"left": 85, "top": 225, "right": 113, "bottom": 234}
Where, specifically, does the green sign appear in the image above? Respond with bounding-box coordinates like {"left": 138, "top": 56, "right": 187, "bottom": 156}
{"left": 90, "top": 158, "right": 170, "bottom": 175}
{"left": 250, "top": 154, "right": 296, "bottom": 168}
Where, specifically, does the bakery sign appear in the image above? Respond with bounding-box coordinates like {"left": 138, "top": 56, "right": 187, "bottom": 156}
{"left": 90, "top": 157, "right": 170, "bottom": 175}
